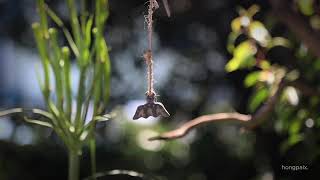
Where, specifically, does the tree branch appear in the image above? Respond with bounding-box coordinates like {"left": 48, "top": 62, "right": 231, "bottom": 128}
{"left": 149, "top": 79, "right": 318, "bottom": 141}
{"left": 149, "top": 113, "right": 252, "bottom": 140}
{"left": 269, "top": 0, "right": 320, "bottom": 58}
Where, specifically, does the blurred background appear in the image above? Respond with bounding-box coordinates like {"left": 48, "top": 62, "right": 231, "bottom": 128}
{"left": 0, "top": 0, "right": 319, "bottom": 179}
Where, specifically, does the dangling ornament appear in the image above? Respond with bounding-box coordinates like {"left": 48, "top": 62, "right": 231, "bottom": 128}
{"left": 133, "top": 0, "right": 170, "bottom": 120}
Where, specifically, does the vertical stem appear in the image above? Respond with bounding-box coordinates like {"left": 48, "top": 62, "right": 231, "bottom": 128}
{"left": 68, "top": 151, "right": 80, "bottom": 180}
{"left": 75, "top": 68, "right": 87, "bottom": 132}
{"left": 89, "top": 136, "right": 97, "bottom": 180}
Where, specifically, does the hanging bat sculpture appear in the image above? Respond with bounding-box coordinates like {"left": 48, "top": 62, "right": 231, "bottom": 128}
{"left": 133, "top": 93, "right": 170, "bottom": 120}
{"left": 133, "top": 0, "right": 171, "bottom": 120}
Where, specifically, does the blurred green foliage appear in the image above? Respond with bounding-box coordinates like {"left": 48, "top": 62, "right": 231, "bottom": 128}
{"left": 226, "top": 4, "right": 320, "bottom": 156}
{"left": 32, "top": 0, "right": 111, "bottom": 179}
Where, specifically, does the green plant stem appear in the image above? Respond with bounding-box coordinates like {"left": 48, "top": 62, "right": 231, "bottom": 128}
{"left": 75, "top": 68, "right": 87, "bottom": 132}
{"left": 68, "top": 151, "right": 80, "bottom": 180}
{"left": 89, "top": 136, "right": 97, "bottom": 180}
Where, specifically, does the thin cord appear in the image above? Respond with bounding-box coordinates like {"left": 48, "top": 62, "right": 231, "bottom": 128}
{"left": 144, "top": 50, "right": 153, "bottom": 96}
{"left": 145, "top": 0, "right": 157, "bottom": 96}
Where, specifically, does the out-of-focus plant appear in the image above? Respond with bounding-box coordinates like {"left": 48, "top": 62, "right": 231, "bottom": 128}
{"left": 32, "top": 0, "right": 111, "bottom": 179}
{"left": 0, "top": 0, "right": 111, "bottom": 180}
{"left": 226, "top": 5, "right": 291, "bottom": 112}
{"left": 226, "top": 4, "right": 320, "bottom": 153}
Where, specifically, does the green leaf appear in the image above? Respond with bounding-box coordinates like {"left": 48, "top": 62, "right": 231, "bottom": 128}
{"left": 249, "top": 88, "right": 269, "bottom": 112}
{"left": 269, "top": 37, "right": 291, "bottom": 49}
{"left": 0, "top": 108, "right": 23, "bottom": 117}
{"left": 24, "top": 117, "right": 53, "bottom": 128}
{"left": 297, "top": 0, "right": 314, "bottom": 16}
{"left": 244, "top": 71, "right": 261, "bottom": 87}
{"left": 226, "top": 41, "right": 256, "bottom": 72}
{"left": 32, "top": 23, "right": 51, "bottom": 99}
{"left": 227, "top": 32, "right": 240, "bottom": 53}
{"left": 49, "top": 28, "right": 65, "bottom": 110}
{"left": 259, "top": 60, "right": 271, "bottom": 70}
{"left": 102, "top": 47, "right": 111, "bottom": 104}
{"left": 37, "top": 0, "right": 49, "bottom": 38}
{"left": 93, "top": 114, "right": 111, "bottom": 122}
{"left": 66, "top": 0, "right": 81, "bottom": 46}
{"left": 85, "top": 15, "right": 94, "bottom": 47}
{"left": 248, "top": 21, "right": 271, "bottom": 47}
{"left": 310, "top": 15, "right": 320, "bottom": 30}
{"left": 281, "top": 134, "right": 304, "bottom": 153}
{"left": 45, "top": 5, "right": 79, "bottom": 57}
{"left": 231, "top": 17, "right": 242, "bottom": 33}
{"left": 32, "top": 109, "right": 54, "bottom": 119}
{"left": 247, "top": 5, "right": 260, "bottom": 18}
{"left": 289, "top": 119, "right": 302, "bottom": 135}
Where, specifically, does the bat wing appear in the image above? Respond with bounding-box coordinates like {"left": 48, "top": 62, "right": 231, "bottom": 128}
{"left": 154, "top": 102, "right": 170, "bottom": 117}
{"left": 133, "top": 105, "right": 148, "bottom": 120}
{"left": 133, "top": 102, "right": 170, "bottom": 119}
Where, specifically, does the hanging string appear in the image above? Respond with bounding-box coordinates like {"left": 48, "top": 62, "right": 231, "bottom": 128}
{"left": 144, "top": 50, "right": 154, "bottom": 96}
{"left": 144, "top": 0, "right": 158, "bottom": 96}
{"left": 133, "top": 0, "right": 171, "bottom": 119}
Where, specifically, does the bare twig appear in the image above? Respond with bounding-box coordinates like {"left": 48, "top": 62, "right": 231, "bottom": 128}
{"left": 149, "top": 79, "right": 319, "bottom": 141}
{"left": 149, "top": 113, "right": 252, "bottom": 140}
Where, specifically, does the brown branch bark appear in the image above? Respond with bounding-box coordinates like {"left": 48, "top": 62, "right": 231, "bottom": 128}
{"left": 269, "top": 0, "right": 320, "bottom": 58}
{"left": 149, "top": 113, "right": 252, "bottom": 140}
{"left": 149, "top": 79, "right": 318, "bottom": 141}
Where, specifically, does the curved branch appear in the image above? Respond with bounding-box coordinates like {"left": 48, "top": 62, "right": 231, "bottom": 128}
{"left": 149, "top": 113, "right": 252, "bottom": 140}
{"left": 149, "top": 79, "right": 319, "bottom": 141}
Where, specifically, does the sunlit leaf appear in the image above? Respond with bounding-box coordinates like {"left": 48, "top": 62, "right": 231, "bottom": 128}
{"left": 284, "top": 87, "right": 299, "bottom": 106}
{"left": 269, "top": 37, "right": 291, "bottom": 49}
{"left": 227, "top": 32, "right": 240, "bottom": 53}
{"left": 259, "top": 71, "right": 275, "bottom": 84}
{"left": 289, "top": 118, "right": 303, "bottom": 135}
{"left": 93, "top": 114, "right": 111, "bottom": 122}
{"left": 297, "top": 0, "right": 314, "bottom": 16}
{"left": 244, "top": 71, "right": 261, "bottom": 87}
{"left": 0, "top": 108, "right": 23, "bottom": 117}
{"left": 231, "top": 16, "right": 251, "bottom": 33}
{"left": 231, "top": 17, "right": 241, "bottom": 32}
{"left": 259, "top": 60, "right": 271, "bottom": 70}
{"left": 249, "top": 87, "right": 269, "bottom": 112}
{"left": 247, "top": 5, "right": 260, "bottom": 18}
{"left": 248, "top": 21, "right": 271, "bottom": 47}
{"left": 310, "top": 15, "right": 320, "bottom": 30}
{"left": 85, "top": 15, "right": 94, "bottom": 47}
{"left": 226, "top": 41, "right": 257, "bottom": 72}
{"left": 24, "top": 117, "right": 53, "bottom": 128}
{"left": 32, "top": 108, "right": 54, "bottom": 119}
